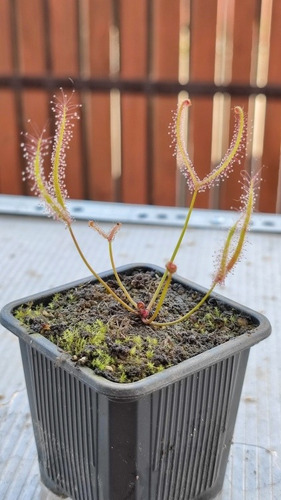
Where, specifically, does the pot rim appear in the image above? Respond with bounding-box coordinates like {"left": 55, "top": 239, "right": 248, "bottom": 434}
{"left": 0, "top": 263, "right": 271, "bottom": 400}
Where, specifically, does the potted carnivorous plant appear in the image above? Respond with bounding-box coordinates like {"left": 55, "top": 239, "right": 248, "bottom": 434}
{"left": 0, "top": 92, "right": 271, "bottom": 500}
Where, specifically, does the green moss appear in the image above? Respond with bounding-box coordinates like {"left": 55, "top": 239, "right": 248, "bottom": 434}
{"left": 15, "top": 303, "right": 44, "bottom": 321}
{"left": 13, "top": 273, "right": 254, "bottom": 383}
{"left": 48, "top": 293, "right": 61, "bottom": 307}
{"left": 146, "top": 350, "right": 154, "bottom": 360}
{"left": 118, "top": 370, "right": 128, "bottom": 383}
{"left": 130, "top": 346, "right": 137, "bottom": 356}
{"left": 132, "top": 335, "right": 143, "bottom": 347}
{"left": 59, "top": 328, "right": 87, "bottom": 355}
{"left": 56, "top": 320, "right": 107, "bottom": 356}
{"left": 147, "top": 337, "right": 158, "bottom": 347}
{"left": 91, "top": 350, "right": 114, "bottom": 371}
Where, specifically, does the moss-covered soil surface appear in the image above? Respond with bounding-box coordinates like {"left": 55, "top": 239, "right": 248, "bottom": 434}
{"left": 15, "top": 268, "right": 256, "bottom": 383}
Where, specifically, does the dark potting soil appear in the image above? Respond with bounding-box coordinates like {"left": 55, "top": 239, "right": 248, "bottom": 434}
{"left": 15, "top": 268, "right": 256, "bottom": 383}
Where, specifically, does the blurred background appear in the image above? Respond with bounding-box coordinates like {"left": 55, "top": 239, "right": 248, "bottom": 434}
{"left": 0, "top": 0, "right": 281, "bottom": 213}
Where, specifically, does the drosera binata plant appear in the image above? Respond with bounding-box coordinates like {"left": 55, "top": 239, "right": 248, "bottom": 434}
{"left": 21, "top": 89, "right": 259, "bottom": 328}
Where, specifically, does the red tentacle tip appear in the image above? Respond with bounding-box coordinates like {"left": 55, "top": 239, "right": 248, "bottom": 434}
{"left": 234, "top": 106, "right": 242, "bottom": 114}
{"left": 183, "top": 99, "right": 192, "bottom": 108}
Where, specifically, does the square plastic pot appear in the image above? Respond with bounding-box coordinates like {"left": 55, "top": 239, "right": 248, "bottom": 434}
{"left": 0, "top": 264, "right": 271, "bottom": 500}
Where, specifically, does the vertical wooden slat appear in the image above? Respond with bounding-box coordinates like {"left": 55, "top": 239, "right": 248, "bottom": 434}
{"left": 151, "top": 0, "right": 180, "bottom": 206}
{"left": 0, "top": 90, "right": 22, "bottom": 193}
{"left": 17, "top": 0, "right": 50, "bottom": 196}
{"left": 0, "top": 0, "right": 13, "bottom": 74}
{"left": 119, "top": 0, "right": 148, "bottom": 204}
{"left": 189, "top": 0, "right": 217, "bottom": 208}
{"left": 86, "top": 0, "right": 113, "bottom": 202}
{"left": 16, "top": 0, "right": 49, "bottom": 136}
{"left": 48, "top": 0, "right": 79, "bottom": 76}
{"left": 47, "top": 0, "right": 83, "bottom": 199}
{"left": 220, "top": 0, "right": 257, "bottom": 210}
{"left": 17, "top": 2, "right": 50, "bottom": 170}
{"left": 261, "top": 0, "right": 281, "bottom": 213}
{"left": 16, "top": 0, "right": 46, "bottom": 74}
{"left": 0, "top": 0, "right": 22, "bottom": 193}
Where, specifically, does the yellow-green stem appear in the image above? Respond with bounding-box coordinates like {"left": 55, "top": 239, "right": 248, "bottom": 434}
{"left": 146, "top": 273, "right": 173, "bottom": 324}
{"left": 170, "top": 189, "right": 198, "bottom": 262}
{"left": 146, "top": 273, "right": 168, "bottom": 312}
{"left": 147, "top": 189, "right": 198, "bottom": 312}
{"left": 108, "top": 241, "right": 138, "bottom": 308}
{"left": 149, "top": 283, "right": 216, "bottom": 328}
{"left": 68, "top": 226, "right": 136, "bottom": 313}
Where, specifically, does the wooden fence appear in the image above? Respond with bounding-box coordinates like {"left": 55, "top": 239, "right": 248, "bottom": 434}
{"left": 1, "top": 0, "right": 281, "bottom": 213}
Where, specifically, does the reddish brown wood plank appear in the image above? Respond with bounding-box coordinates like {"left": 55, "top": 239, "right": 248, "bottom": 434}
{"left": 262, "top": 101, "right": 281, "bottom": 213}
{"left": 47, "top": 1, "right": 84, "bottom": 198}
{"left": 189, "top": 0, "right": 217, "bottom": 208}
{"left": 17, "top": 0, "right": 46, "bottom": 74}
{"left": 220, "top": 0, "right": 256, "bottom": 210}
{"left": 87, "top": 0, "right": 113, "bottom": 201}
{"left": 48, "top": 0, "right": 79, "bottom": 76}
{"left": 0, "top": 90, "right": 22, "bottom": 193}
{"left": 120, "top": 95, "right": 148, "bottom": 203}
{"left": 0, "top": 0, "right": 13, "bottom": 73}
{"left": 231, "top": 0, "right": 257, "bottom": 85}
{"left": 88, "top": 94, "right": 112, "bottom": 201}
{"left": 120, "top": 0, "right": 148, "bottom": 204}
{"left": 151, "top": 0, "right": 180, "bottom": 206}
{"left": 0, "top": 2, "right": 23, "bottom": 194}
{"left": 89, "top": 0, "right": 111, "bottom": 74}
{"left": 261, "top": 0, "right": 281, "bottom": 213}
{"left": 22, "top": 89, "right": 49, "bottom": 127}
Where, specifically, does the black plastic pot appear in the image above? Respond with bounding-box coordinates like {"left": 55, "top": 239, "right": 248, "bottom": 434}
{"left": 0, "top": 264, "right": 271, "bottom": 500}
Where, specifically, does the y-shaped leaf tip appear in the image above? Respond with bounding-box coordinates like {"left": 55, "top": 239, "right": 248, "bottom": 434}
{"left": 175, "top": 101, "right": 246, "bottom": 193}
{"left": 22, "top": 91, "right": 81, "bottom": 226}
